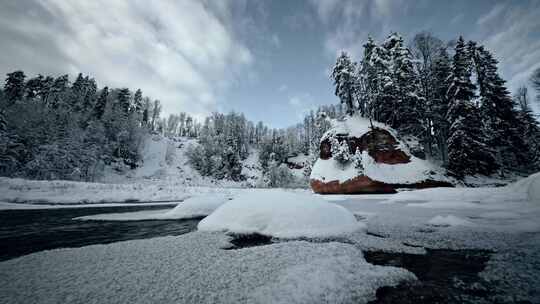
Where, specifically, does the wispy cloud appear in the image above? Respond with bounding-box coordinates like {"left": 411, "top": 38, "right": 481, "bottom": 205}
{"left": 473, "top": 2, "right": 540, "bottom": 94}
{"left": 0, "top": 0, "right": 254, "bottom": 118}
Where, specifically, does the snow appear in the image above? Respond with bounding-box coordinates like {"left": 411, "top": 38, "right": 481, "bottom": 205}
{"left": 76, "top": 194, "right": 231, "bottom": 221}
{"left": 0, "top": 232, "right": 415, "bottom": 304}
{"left": 427, "top": 215, "right": 473, "bottom": 227}
{"left": 310, "top": 158, "right": 359, "bottom": 183}
{"left": 326, "top": 115, "right": 387, "bottom": 138}
{"left": 100, "top": 136, "right": 264, "bottom": 188}
{"left": 526, "top": 172, "right": 540, "bottom": 202}
{"left": 198, "top": 190, "right": 364, "bottom": 239}
{"left": 2, "top": 173, "right": 540, "bottom": 301}
{"left": 0, "top": 176, "right": 234, "bottom": 205}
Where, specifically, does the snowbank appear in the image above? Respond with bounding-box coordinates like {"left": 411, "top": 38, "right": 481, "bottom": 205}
{"left": 198, "top": 190, "right": 364, "bottom": 239}
{"left": 525, "top": 173, "right": 540, "bottom": 202}
{"left": 388, "top": 172, "right": 540, "bottom": 206}
{"left": 76, "top": 194, "right": 231, "bottom": 221}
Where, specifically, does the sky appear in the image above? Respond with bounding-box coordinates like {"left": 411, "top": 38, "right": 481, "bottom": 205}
{"left": 0, "top": 0, "right": 539, "bottom": 128}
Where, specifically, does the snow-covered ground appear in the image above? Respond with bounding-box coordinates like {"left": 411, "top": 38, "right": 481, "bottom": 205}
{"left": 1, "top": 173, "right": 539, "bottom": 302}
{"left": 0, "top": 232, "right": 415, "bottom": 304}
{"left": 0, "top": 176, "right": 234, "bottom": 205}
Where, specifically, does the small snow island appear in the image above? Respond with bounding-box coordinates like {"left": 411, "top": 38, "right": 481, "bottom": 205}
{"left": 310, "top": 116, "right": 453, "bottom": 194}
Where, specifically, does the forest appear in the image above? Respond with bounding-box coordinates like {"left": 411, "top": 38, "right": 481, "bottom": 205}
{"left": 1, "top": 32, "right": 540, "bottom": 183}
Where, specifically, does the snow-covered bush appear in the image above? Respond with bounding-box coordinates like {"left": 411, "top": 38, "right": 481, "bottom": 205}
{"left": 352, "top": 148, "right": 364, "bottom": 173}
{"left": 331, "top": 137, "right": 350, "bottom": 164}
{"left": 264, "top": 161, "right": 296, "bottom": 188}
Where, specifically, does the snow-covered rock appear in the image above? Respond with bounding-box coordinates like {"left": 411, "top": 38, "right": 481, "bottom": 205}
{"left": 310, "top": 115, "right": 452, "bottom": 194}
{"left": 198, "top": 190, "right": 364, "bottom": 239}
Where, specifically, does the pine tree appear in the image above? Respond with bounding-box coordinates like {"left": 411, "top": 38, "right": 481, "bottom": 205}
{"left": 25, "top": 74, "right": 44, "bottom": 99}
{"left": 473, "top": 46, "right": 527, "bottom": 171}
{"left": 49, "top": 75, "right": 69, "bottom": 109}
{"left": 331, "top": 51, "right": 357, "bottom": 115}
{"left": 431, "top": 47, "right": 452, "bottom": 163}
{"left": 386, "top": 33, "right": 426, "bottom": 138}
{"left": 82, "top": 77, "right": 97, "bottom": 113}
{"left": 514, "top": 87, "right": 540, "bottom": 171}
{"left": 71, "top": 73, "right": 86, "bottom": 111}
{"left": 446, "top": 37, "right": 497, "bottom": 177}
{"left": 93, "top": 87, "right": 108, "bottom": 120}
{"left": 117, "top": 88, "right": 131, "bottom": 115}
{"left": 4, "top": 71, "right": 26, "bottom": 105}
{"left": 369, "top": 41, "right": 394, "bottom": 124}
{"left": 133, "top": 89, "right": 143, "bottom": 115}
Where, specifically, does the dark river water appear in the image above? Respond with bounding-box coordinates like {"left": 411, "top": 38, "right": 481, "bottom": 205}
{"left": 0, "top": 204, "right": 200, "bottom": 261}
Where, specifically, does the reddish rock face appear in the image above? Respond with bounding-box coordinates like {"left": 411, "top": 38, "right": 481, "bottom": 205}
{"left": 320, "top": 128, "right": 410, "bottom": 164}
{"left": 310, "top": 176, "right": 453, "bottom": 194}
{"left": 310, "top": 175, "right": 397, "bottom": 194}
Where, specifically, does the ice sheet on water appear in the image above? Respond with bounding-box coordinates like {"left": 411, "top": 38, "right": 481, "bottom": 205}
{"left": 0, "top": 231, "right": 416, "bottom": 304}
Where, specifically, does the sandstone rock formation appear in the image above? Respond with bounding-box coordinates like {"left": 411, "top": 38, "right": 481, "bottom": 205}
{"left": 310, "top": 116, "right": 453, "bottom": 194}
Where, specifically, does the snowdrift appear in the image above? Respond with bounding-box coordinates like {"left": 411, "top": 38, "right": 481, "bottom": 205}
{"left": 198, "top": 190, "right": 364, "bottom": 239}
{"left": 310, "top": 115, "right": 452, "bottom": 194}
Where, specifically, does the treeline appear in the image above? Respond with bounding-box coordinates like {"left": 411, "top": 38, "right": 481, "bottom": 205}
{"left": 331, "top": 32, "right": 540, "bottom": 178}
{"left": 0, "top": 71, "right": 168, "bottom": 180}
{"left": 185, "top": 105, "right": 340, "bottom": 186}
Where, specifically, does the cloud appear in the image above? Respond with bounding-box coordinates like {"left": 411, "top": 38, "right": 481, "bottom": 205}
{"left": 309, "top": 0, "right": 405, "bottom": 58}
{"left": 288, "top": 93, "right": 316, "bottom": 119}
{"left": 477, "top": 3, "right": 506, "bottom": 26}
{"left": 472, "top": 2, "right": 540, "bottom": 94}
{"left": 278, "top": 84, "right": 288, "bottom": 92}
{"left": 271, "top": 34, "right": 281, "bottom": 48}
{"left": 0, "top": 0, "right": 253, "bottom": 118}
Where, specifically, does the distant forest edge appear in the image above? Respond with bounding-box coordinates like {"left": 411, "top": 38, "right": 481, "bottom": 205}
{"left": 1, "top": 32, "right": 540, "bottom": 183}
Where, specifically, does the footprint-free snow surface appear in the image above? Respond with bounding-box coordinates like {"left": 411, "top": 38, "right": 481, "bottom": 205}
{"left": 0, "top": 232, "right": 415, "bottom": 304}
{"left": 198, "top": 190, "right": 364, "bottom": 239}
{"left": 1, "top": 173, "right": 540, "bottom": 303}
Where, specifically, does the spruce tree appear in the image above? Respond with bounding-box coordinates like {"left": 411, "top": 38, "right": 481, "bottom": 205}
{"left": 370, "top": 41, "right": 394, "bottom": 125}
{"left": 385, "top": 33, "right": 426, "bottom": 138}
{"left": 473, "top": 46, "right": 526, "bottom": 171}
{"left": 331, "top": 51, "right": 357, "bottom": 115}
{"left": 93, "top": 87, "right": 108, "bottom": 120}
{"left": 4, "top": 71, "right": 26, "bottom": 105}
{"left": 446, "top": 36, "right": 497, "bottom": 177}
{"left": 117, "top": 88, "right": 131, "bottom": 115}
{"left": 25, "top": 74, "right": 44, "bottom": 99}
{"left": 71, "top": 73, "right": 86, "bottom": 111}
{"left": 133, "top": 89, "right": 143, "bottom": 115}
{"left": 431, "top": 47, "right": 452, "bottom": 163}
